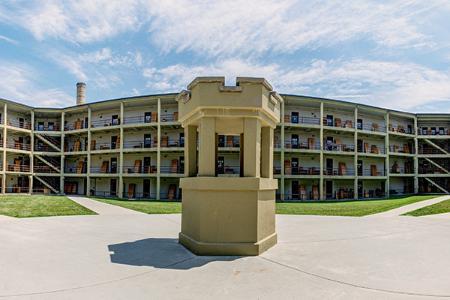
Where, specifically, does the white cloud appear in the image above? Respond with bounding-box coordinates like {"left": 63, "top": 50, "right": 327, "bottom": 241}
{"left": 0, "top": 61, "right": 71, "bottom": 107}
{"left": 143, "top": 58, "right": 450, "bottom": 112}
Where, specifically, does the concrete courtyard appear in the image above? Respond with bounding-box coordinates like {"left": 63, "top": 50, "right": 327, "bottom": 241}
{"left": 0, "top": 199, "right": 449, "bottom": 299}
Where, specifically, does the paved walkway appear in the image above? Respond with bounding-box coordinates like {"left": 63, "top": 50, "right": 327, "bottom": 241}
{"left": 367, "top": 195, "right": 450, "bottom": 217}
{"left": 68, "top": 196, "right": 144, "bottom": 215}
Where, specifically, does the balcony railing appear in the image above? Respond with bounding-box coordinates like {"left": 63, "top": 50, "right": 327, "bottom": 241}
{"left": 323, "top": 143, "right": 355, "bottom": 152}
{"left": 358, "top": 123, "right": 386, "bottom": 133}
{"left": 284, "top": 139, "right": 321, "bottom": 150}
{"left": 284, "top": 166, "right": 320, "bottom": 175}
{"left": 65, "top": 165, "right": 87, "bottom": 174}
{"left": 123, "top": 140, "right": 156, "bottom": 149}
{"left": 160, "top": 113, "right": 178, "bottom": 123}
{"left": 8, "top": 119, "right": 31, "bottom": 130}
{"left": 390, "top": 166, "right": 414, "bottom": 174}
{"left": 359, "top": 168, "right": 385, "bottom": 176}
{"left": 418, "top": 148, "right": 450, "bottom": 155}
{"left": 5, "top": 186, "right": 30, "bottom": 193}
{"left": 122, "top": 192, "right": 158, "bottom": 200}
{"left": 323, "top": 118, "right": 354, "bottom": 129}
{"left": 285, "top": 115, "right": 321, "bottom": 125}
{"left": 64, "top": 121, "right": 87, "bottom": 131}
{"left": 91, "top": 190, "right": 118, "bottom": 198}
{"left": 389, "top": 145, "right": 414, "bottom": 154}
{"left": 358, "top": 146, "right": 386, "bottom": 155}
{"left": 35, "top": 123, "right": 61, "bottom": 131}
{"left": 123, "top": 165, "right": 157, "bottom": 174}
{"left": 33, "top": 165, "right": 59, "bottom": 173}
{"left": 389, "top": 125, "right": 414, "bottom": 135}
{"left": 7, "top": 164, "right": 30, "bottom": 172}
{"left": 160, "top": 166, "right": 184, "bottom": 174}
{"left": 323, "top": 167, "right": 355, "bottom": 176}
{"left": 419, "top": 127, "right": 450, "bottom": 136}
{"left": 91, "top": 142, "right": 119, "bottom": 151}
{"left": 418, "top": 167, "right": 449, "bottom": 174}
{"left": 90, "top": 166, "right": 118, "bottom": 174}
{"left": 7, "top": 141, "right": 31, "bottom": 151}
{"left": 91, "top": 118, "right": 120, "bottom": 128}
{"left": 123, "top": 115, "right": 157, "bottom": 125}
{"left": 217, "top": 166, "right": 240, "bottom": 176}
{"left": 160, "top": 138, "right": 184, "bottom": 148}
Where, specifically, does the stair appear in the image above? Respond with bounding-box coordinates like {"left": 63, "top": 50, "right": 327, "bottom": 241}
{"left": 424, "top": 178, "right": 450, "bottom": 194}
{"left": 35, "top": 134, "right": 61, "bottom": 152}
{"left": 424, "top": 158, "right": 449, "bottom": 174}
{"left": 34, "top": 176, "right": 60, "bottom": 194}
{"left": 34, "top": 155, "right": 61, "bottom": 173}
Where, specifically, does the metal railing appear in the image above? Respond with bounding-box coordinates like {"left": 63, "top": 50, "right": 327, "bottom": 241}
{"left": 358, "top": 146, "right": 386, "bottom": 155}
{"left": 122, "top": 192, "right": 158, "bottom": 200}
{"left": 91, "top": 190, "right": 118, "bottom": 198}
{"left": 159, "top": 166, "right": 184, "bottom": 174}
{"left": 160, "top": 113, "right": 178, "bottom": 122}
{"left": 389, "top": 126, "right": 414, "bottom": 134}
{"left": 389, "top": 145, "right": 414, "bottom": 154}
{"left": 285, "top": 116, "right": 321, "bottom": 125}
{"left": 7, "top": 164, "right": 30, "bottom": 172}
{"left": 323, "top": 143, "right": 355, "bottom": 152}
{"left": 418, "top": 167, "right": 449, "bottom": 174}
{"left": 5, "top": 186, "right": 30, "bottom": 193}
{"left": 359, "top": 168, "right": 385, "bottom": 176}
{"left": 91, "top": 118, "right": 120, "bottom": 128}
{"left": 418, "top": 148, "right": 450, "bottom": 155}
{"left": 323, "top": 167, "right": 355, "bottom": 176}
{"left": 8, "top": 119, "right": 31, "bottom": 129}
{"left": 284, "top": 167, "right": 320, "bottom": 175}
{"left": 284, "top": 139, "right": 321, "bottom": 150}
{"left": 65, "top": 165, "right": 87, "bottom": 174}
{"left": 123, "top": 115, "right": 157, "bottom": 125}
{"left": 418, "top": 128, "right": 450, "bottom": 136}
{"left": 217, "top": 166, "right": 240, "bottom": 176}
{"left": 323, "top": 118, "right": 354, "bottom": 129}
{"left": 35, "top": 123, "right": 61, "bottom": 131}
{"left": 160, "top": 138, "right": 184, "bottom": 148}
{"left": 389, "top": 166, "right": 414, "bottom": 174}
{"left": 358, "top": 123, "right": 386, "bottom": 133}
{"left": 123, "top": 165, "right": 157, "bottom": 174}
{"left": 33, "top": 165, "right": 59, "bottom": 173}
{"left": 91, "top": 142, "right": 119, "bottom": 151}
{"left": 64, "top": 122, "right": 87, "bottom": 131}
{"left": 6, "top": 141, "right": 31, "bottom": 151}
{"left": 123, "top": 140, "right": 156, "bottom": 149}
{"left": 90, "top": 166, "right": 118, "bottom": 174}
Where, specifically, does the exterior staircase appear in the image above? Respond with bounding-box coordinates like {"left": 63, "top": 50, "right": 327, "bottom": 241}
{"left": 34, "top": 176, "right": 60, "bottom": 194}
{"left": 35, "top": 134, "right": 61, "bottom": 152}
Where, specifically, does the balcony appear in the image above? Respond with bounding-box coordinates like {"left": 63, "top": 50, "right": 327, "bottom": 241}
{"left": 358, "top": 144, "right": 386, "bottom": 155}
{"left": 5, "top": 186, "right": 30, "bottom": 193}
{"left": 284, "top": 166, "right": 320, "bottom": 176}
{"left": 123, "top": 140, "right": 156, "bottom": 150}
{"left": 389, "top": 144, "right": 414, "bottom": 155}
{"left": 65, "top": 165, "right": 87, "bottom": 174}
{"left": 160, "top": 112, "right": 178, "bottom": 123}
{"left": 419, "top": 127, "right": 449, "bottom": 136}
{"left": 359, "top": 167, "right": 385, "bottom": 177}
{"left": 160, "top": 165, "right": 184, "bottom": 175}
{"left": 90, "top": 166, "right": 118, "bottom": 174}
{"left": 7, "top": 164, "right": 30, "bottom": 172}
{"left": 389, "top": 124, "right": 414, "bottom": 135}
{"left": 6, "top": 141, "right": 31, "bottom": 151}
{"left": 284, "top": 114, "right": 321, "bottom": 126}
{"left": 64, "top": 119, "right": 87, "bottom": 131}
{"left": 160, "top": 137, "right": 184, "bottom": 148}
{"left": 122, "top": 191, "right": 158, "bottom": 200}
{"left": 284, "top": 139, "right": 321, "bottom": 151}
{"left": 90, "top": 141, "right": 119, "bottom": 151}
{"left": 357, "top": 122, "right": 386, "bottom": 133}
{"left": 323, "top": 116, "right": 354, "bottom": 129}
{"left": 91, "top": 118, "right": 120, "bottom": 128}
{"left": 123, "top": 114, "right": 157, "bottom": 125}
{"left": 390, "top": 166, "right": 414, "bottom": 175}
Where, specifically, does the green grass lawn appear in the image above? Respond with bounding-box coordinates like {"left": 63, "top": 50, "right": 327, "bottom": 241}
{"left": 276, "top": 195, "right": 436, "bottom": 217}
{"left": 403, "top": 199, "right": 450, "bottom": 217}
{"left": 0, "top": 195, "right": 96, "bottom": 218}
{"left": 93, "top": 197, "right": 182, "bottom": 214}
{"left": 93, "top": 195, "right": 436, "bottom": 217}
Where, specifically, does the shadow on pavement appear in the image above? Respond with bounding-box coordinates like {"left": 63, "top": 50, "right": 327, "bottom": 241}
{"left": 108, "top": 238, "right": 240, "bottom": 270}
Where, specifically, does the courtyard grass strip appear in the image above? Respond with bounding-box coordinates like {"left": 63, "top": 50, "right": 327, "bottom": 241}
{"left": 403, "top": 199, "right": 450, "bottom": 216}
{"left": 276, "top": 195, "right": 436, "bottom": 217}
{"left": 92, "top": 197, "right": 182, "bottom": 214}
{"left": 0, "top": 195, "right": 96, "bottom": 218}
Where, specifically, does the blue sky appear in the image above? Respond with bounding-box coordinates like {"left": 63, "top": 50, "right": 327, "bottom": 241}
{"left": 1, "top": 1, "right": 450, "bottom": 112}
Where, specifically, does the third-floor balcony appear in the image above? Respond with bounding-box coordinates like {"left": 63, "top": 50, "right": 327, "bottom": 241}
{"left": 8, "top": 119, "right": 31, "bottom": 130}
{"left": 323, "top": 143, "right": 355, "bottom": 153}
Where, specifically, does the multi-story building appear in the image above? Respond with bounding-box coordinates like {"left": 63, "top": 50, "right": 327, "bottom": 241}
{"left": 0, "top": 78, "right": 448, "bottom": 200}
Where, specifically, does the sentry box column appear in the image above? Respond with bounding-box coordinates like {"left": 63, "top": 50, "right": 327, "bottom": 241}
{"left": 176, "top": 77, "right": 282, "bottom": 256}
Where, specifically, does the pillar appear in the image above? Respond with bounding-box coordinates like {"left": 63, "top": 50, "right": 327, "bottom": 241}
{"left": 185, "top": 125, "right": 197, "bottom": 177}
{"left": 198, "top": 117, "right": 216, "bottom": 176}
{"left": 86, "top": 107, "right": 91, "bottom": 196}
{"left": 2, "top": 104, "right": 6, "bottom": 194}
{"left": 243, "top": 118, "right": 261, "bottom": 177}
{"left": 118, "top": 102, "right": 124, "bottom": 198}
{"left": 319, "top": 102, "right": 324, "bottom": 200}
{"left": 261, "top": 126, "right": 273, "bottom": 179}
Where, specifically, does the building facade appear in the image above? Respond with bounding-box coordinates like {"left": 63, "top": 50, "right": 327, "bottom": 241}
{"left": 0, "top": 78, "right": 449, "bottom": 200}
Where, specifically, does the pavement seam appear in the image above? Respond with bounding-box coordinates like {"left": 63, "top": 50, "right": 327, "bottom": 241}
{"left": 259, "top": 256, "right": 450, "bottom": 298}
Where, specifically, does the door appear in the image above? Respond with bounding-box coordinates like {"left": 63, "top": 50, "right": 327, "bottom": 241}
{"left": 143, "top": 157, "right": 151, "bottom": 173}
{"left": 143, "top": 179, "right": 151, "bottom": 198}
{"left": 144, "top": 112, "right": 152, "bottom": 123}
{"left": 326, "top": 158, "right": 333, "bottom": 175}
{"left": 179, "top": 133, "right": 185, "bottom": 147}
{"left": 292, "top": 181, "right": 299, "bottom": 200}
{"left": 357, "top": 139, "right": 363, "bottom": 153}
{"left": 357, "top": 118, "right": 363, "bottom": 130}
{"left": 112, "top": 115, "right": 119, "bottom": 126}
{"left": 110, "top": 179, "right": 117, "bottom": 197}
{"left": 291, "top": 134, "right": 299, "bottom": 149}
{"left": 217, "top": 156, "right": 224, "bottom": 175}
{"left": 357, "top": 160, "right": 363, "bottom": 176}
{"left": 111, "top": 136, "right": 118, "bottom": 149}
{"left": 325, "top": 181, "right": 333, "bottom": 199}
{"left": 38, "top": 122, "right": 44, "bottom": 131}
{"left": 179, "top": 156, "right": 185, "bottom": 174}
{"left": 218, "top": 135, "right": 225, "bottom": 147}
{"left": 144, "top": 134, "right": 152, "bottom": 148}
{"left": 326, "top": 136, "right": 334, "bottom": 151}
{"left": 19, "top": 117, "right": 24, "bottom": 128}
{"left": 84, "top": 117, "right": 89, "bottom": 129}
{"left": 291, "top": 157, "right": 299, "bottom": 175}
{"left": 291, "top": 112, "right": 299, "bottom": 124}
{"left": 326, "top": 115, "right": 333, "bottom": 126}
{"left": 48, "top": 122, "right": 54, "bottom": 131}
{"left": 358, "top": 181, "right": 363, "bottom": 198}
{"left": 110, "top": 158, "right": 117, "bottom": 173}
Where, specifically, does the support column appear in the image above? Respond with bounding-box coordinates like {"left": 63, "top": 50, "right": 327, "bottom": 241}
{"left": 354, "top": 106, "right": 358, "bottom": 199}
{"left": 413, "top": 116, "right": 419, "bottom": 194}
{"left": 243, "top": 118, "right": 261, "bottom": 177}
{"left": 29, "top": 110, "right": 34, "bottom": 194}
{"left": 2, "top": 104, "right": 6, "bottom": 194}
{"left": 319, "top": 102, "right": 324, "bottom": 200}
{"left": 280, "top": 101, "right": 285, "bottom": 200}
{"left": 156, "top": 98, "right": 161, "bottom": 199}
{"left": 86, "top": 107, "right": 91, "bottom": 196}
{"left": 60, "top": 111, "right": 65, "bottom": 194}
{"left": 185, "top": 125, "right": 197, "bottom": 177}
{"left": 261, "top": 126, "right": 273, "bottom": 178}
{"left": 198, "top": 117, "right": 216, "bottom": 176}
{"left": 118, "top": 102, "right": 124, "bottom": 198}
{"left": 385, "top": 112, "right": 390, "bottom": 197}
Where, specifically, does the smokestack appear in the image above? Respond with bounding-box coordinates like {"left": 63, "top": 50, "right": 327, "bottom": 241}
{"left": 76, "top": 82, "right": 86, "bottom": 105}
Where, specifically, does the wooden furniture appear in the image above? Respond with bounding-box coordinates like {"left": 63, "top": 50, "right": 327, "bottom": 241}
{"left": 91, "top": 140, "right": 96, "bottom": 150}
{"left": 370, "top": 165, "right": 377, "bottom": 176}
{"left": 364, "top": 142, "right": 369, "bottom": 153}
{"left": 173, "top": 112, "right": 179, "bottom": 121}
{"left": 171, "top": 159, "right": 178, "bottom": 173}
{"left": 284, "top": 159, "right": 291, "bottom": 175}
{"left": 100, "top": 161, "right": 109, "bottom": 173}
{"left": 128, "top": 184, "right": 136, "bottom": 199}
{"left": 226, "top": 136, "right": 234, "bottom": 147}
{"left": 312, "top": 185, "right": 319, "bottom": 200}
{"left": 151, "top": 112, "right": 158, "bottom": 122}
{"left": 161, "top": 136, "right": 168, "bottom": 147}
{"left": 299, "top": 185, "right": 307, "bottom": 200}
{"left": 284, "top": 115, "right": 290, "bottom": 123}
{"left": 371, "top": 145, "right": 379, "bottom": 154}
{"left": 371, "top": 123, "right": 379, "bottom": 131}
{"left": 344, "top": 120, "right": 353, "bottom": 128}
{"left": 76, "top": 161, "right": 84, "bottom": 173}
{"left": 308, "top": 138, "right": 315, "bottom": 149}
{"left": 168, "top": 184, "right": 177, "bottom": 200}
{"left": 338, "top": 162, "right": 347, "bottom": 175}
{"left": 73, "top": 139, "right": 81, "bottom": 152}
{"left": 334, "top": 118, "right": 342, "bottom": 127}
